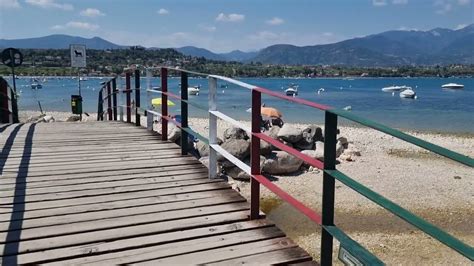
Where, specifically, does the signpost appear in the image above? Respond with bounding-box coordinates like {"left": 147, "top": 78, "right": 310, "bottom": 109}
{"left": 70, "top": 44, "right": 86, "bottom": 120}
{"left": 1, "top": 47, "right": 23, "bottom": 94}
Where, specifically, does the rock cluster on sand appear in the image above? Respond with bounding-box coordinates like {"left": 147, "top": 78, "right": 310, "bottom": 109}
{"left": 186, "top": 123, "right": 361, "bottom": 181}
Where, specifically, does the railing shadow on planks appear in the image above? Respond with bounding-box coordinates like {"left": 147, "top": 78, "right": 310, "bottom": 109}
{"left": 97, "top": 67, "right": 474, "bottom": 265}
{"left": 0, "top": 77, "right": 19, "bottom": 124}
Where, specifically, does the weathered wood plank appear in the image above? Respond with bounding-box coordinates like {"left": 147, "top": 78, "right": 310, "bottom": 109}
{"left": 206, "top": 247, "right": 313, "bottom": 265}
{"left": 9, "top": 220, "right": 273, "bottom": 264}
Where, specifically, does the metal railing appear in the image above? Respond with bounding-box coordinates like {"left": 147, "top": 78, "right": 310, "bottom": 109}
{"left": 0, "top": 77, "right": 19, "bottom": 123}
{"left": 97, "top": 67, "right": 474, "bottom": 265}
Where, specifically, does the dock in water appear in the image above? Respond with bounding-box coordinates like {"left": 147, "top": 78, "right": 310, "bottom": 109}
{"left": 0, "top": 122, "right": 314, "bottom": 265}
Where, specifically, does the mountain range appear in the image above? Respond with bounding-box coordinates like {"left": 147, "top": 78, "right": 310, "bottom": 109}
{"left": 1, "top": 24, "right": 472, "bottom": 66}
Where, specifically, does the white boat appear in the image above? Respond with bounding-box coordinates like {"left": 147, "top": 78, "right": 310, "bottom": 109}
{"left": 31, "top": 78, "right": 42, "bottom": 89}
{"left": 441, "top": 83, "right": 464, "bottom": 89}
{"left": 399, "top": 87, "right": 416, "bottom": 98}
{"left": 188, "top": 85, "right": 200, "bottom": 95}
{"left": 79, "top": 77, "right": 89, "bottom": 81}
{"left": 285, "top": 84, "right": 298, "bottom": 96}
{"left": 382, "top": 85, "right": 410, "bottom": 92}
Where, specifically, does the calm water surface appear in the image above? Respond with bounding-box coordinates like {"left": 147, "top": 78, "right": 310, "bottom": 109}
{"left": 8, "top": 76, "right": 474, "bottom": 133}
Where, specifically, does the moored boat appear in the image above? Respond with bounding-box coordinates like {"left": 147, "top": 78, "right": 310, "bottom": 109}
{"left": 188, "top": 85, "right": 200, "bottom": 95}
{"left": 441, "top": 83, "right": 464, "bottom": 89}
{"left": 382, "top": 85, "right": 410, "bottom": 92}
{"left": 399, "top": 87, "right": 416, "bottom": 99}
{"left": 285, "top": 83, "right": 298, "bottom": 96}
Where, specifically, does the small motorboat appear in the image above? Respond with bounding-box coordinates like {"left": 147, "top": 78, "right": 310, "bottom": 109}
{"left": 188, "top": 85, "right": 200, "bottom": 95}
{"left": 441, "top": 83, "right": 464, "bottom": 89}
{"left": 31, "top": 79, "right": 42, "bottom": 89}
{"left": 382, "top": 85, "right": 410, "bottom": 92}
{"left": 399, "top": 87, "right": 416, "bottom": 99}
{"left": 317, "top": 88, "right": 325, "bottom": 94}
{"left": 285, "top": 83, "right": 298, "bottom": 96}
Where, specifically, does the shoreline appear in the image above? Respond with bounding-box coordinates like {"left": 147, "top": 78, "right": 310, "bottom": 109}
{"left": 16, "top": 110, "right": 474, "bottom": 264}
{"left": 18, "top": 110, "right": 474, "bottom": 138}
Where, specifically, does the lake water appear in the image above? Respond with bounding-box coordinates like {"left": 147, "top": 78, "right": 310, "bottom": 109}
{"left": 7, "top": 76, "right": 474, "bottom": 133}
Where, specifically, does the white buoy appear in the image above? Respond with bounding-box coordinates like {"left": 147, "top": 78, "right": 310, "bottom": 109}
{"left": 414, "top": 95, "right": 418, "bottom": 99}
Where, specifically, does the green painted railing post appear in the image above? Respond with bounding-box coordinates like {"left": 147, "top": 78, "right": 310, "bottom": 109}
{"left": 180, "top": 72, "right": 189, "bottom": 155}
{"left": 321, "top": 111, "right": 338, "bottom": 265}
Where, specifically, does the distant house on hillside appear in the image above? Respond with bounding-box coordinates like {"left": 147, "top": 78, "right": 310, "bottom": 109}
{"left": 130, "top": 45, "right": 146, "bottom": 51}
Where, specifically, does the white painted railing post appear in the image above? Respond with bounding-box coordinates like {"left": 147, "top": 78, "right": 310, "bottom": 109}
{"left": 146, "top": 68, "right": 153, "bottom": 131}
{"left": 208, "top": 77, "right": 218, "bottom": 179}
{"left": 7, "top": 87, "right": 12, "bottom": 123}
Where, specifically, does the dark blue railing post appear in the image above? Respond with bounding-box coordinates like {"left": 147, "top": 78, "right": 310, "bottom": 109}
{"left": 135, "top": 69, "right": 141, "bottom": 126}
{"left": 161, "top": 67, "right": 168, "bottom": 140}
{"left": 112, "top": 78, "right": 117, "bottom": 120}
{"left": 125, "top": 72, "right": 131, "bottom": 123}
{"left": 250, "top": 89, "right": 262, "bottom": 220}
{"left": 107, "top": 82, "right": 112, "bottom": 121}
{"left": 321, "top": 111, "right": 338, "bottom": 265}
{"left": 180, "top": 71, "right": 189, "bottom": 154}
{"left": 97, "top": 89, "right": 103, "bottom": 121}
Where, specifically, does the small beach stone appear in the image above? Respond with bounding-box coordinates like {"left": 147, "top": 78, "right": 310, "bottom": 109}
{"left": 66, "top": 115, "right": 81, "bottom": 122}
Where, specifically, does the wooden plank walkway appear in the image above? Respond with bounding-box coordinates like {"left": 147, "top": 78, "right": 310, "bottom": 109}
{"left": 0, "top": 121, "right": 314, "bottom": 265}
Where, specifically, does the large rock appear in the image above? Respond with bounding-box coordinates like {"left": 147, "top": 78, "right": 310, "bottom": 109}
{"left": 262, "top": 151, "right": 304, "bottom": 175}
{"left": 301, "top": 149, "right": 324, "bottom": 161}
{"left": 295, "top": 125, "right": 323, "bottom": 150}
{"left": 336, "top": 141, "right": 345, "bottom": 158}
{"left": 225, "top": 156, "right": 265, "bottom": 181}
{"left": 217, "top": 139, "right": 250, "bottom": 162}
{"left": 223, "top": 127, "right": 248, "bottom": 140}
{"left": 314, "top": 141, "right": 325, "bottom": 161}
{"left": 196, "top": 138, "right": 223, "bottom": 158}
{"left": 265, "top": 126, "right": 281, "bottom": 139}
{"left": 338, "top": 137, "right": 349, "bottom": 148}
{"left": 277, "top": 124, "right": 302, "bottom": 144}
{"left": 260, "top": 140, "right": 273, "bottom": 156}
{"left": 199, "top": 156, "right": 220, "bottom": 175}
{"left": 295, "top": 125, "right": 324, "bottom": 150}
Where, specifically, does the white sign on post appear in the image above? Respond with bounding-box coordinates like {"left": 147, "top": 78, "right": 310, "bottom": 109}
{"left": 70, "top": 44, "right": 86, "bottom": 68}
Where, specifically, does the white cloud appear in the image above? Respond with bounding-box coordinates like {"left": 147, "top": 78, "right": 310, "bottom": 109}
{"left": 434, "top": 0, "right": 470, "bottom": 14}
{"left": 372, "top": 0, "right": 387, "bottom": 6}
{"left": 25, "top": 0, "right": 73, "bottom": 10}
{"left": 0, "top": 0, "right": 20, "bottom": 9}
{"left": 398, "top": 26, "right": 418, "bottom": 31}
{"left": 392, "top": 0, "right": 408, "bottom": 4}
{"left": 216, "top": 13, "right": 245, "bottom": 22}
{"left": 51, "top": 21, "right": 99, "bottom": 31}
{"left": 157, "top": 8, "right": 169, "bottom": 15}
{"left": 458, "top": 0, "right": 470, "bottom": 5}
{"left": 266, "top": 17, "right": 284, "bottom": 26}
{"left": 198, "top": 24, "right": 216, "bottom": 32}
{"left": 454, "top": 24, "right": 468, "bottom": 29}
{"left": 80, "top": 8, "right": 105, "bottom": 17}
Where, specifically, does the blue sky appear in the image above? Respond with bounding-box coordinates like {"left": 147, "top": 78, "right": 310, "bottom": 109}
{"left": 0, "top": 0, "right": 472, "bottom": 52}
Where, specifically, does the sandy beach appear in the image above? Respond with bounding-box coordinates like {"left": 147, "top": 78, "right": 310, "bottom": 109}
{"left": 18, "top": 110, "right": 474, "bottom": 264}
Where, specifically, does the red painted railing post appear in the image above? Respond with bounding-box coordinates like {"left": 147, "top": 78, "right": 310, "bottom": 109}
{"left": 321, "top": 111, "right": 338, "bottom": 265}
{"left": 250, "top": 89, "right": 261, "bottom": 220}
{"left": 161, "top": 68, "right": 168, "bottom": 140}
{"left": 107, "top": 82, "right": 112, "bottom": 120}
{"left": 125, "top": 72, "right": 131, "bottom": 123}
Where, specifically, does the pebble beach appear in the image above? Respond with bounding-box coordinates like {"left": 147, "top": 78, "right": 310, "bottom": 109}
{"left": 18, "top": 110, "right": 474, "bottom": 265}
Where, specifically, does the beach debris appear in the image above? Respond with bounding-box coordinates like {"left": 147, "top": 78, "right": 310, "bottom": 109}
{"left": 66, "top": 115, "right": 81, "bottom": 122}
{"left": 454, "top": 176, "right": 462, "bottom": 180}
{"left": 277, "top": 124, "right": 303, "bottom": 143}
{"left": 262, "top": 151, "right": 304, "bottom": 175}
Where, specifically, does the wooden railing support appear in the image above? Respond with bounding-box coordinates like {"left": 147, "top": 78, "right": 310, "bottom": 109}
{"left": 320, "top": 111, "right": 338, "bottom": 265}
{"left": 161, "top": 68, "right": 168, "bottom": 140}
{"left": 208, "top": 77, "right": 218, "bottom": 179}
{"left": 107, "top": 82, "right": 112, "bottom": 120}
{"left": 180, "top": 72, "right": 189, "bottom": 155}
{"left": 112, "top": 78, "right": 118, "bottom": 120}
{"left": 146, "top": 69, "right": 153, "bottom": 131}
{"left": 125, "top": 72, "right": 132, "bottom": 123}
{"left": 250, "top": 89, "right": 262, "bottom": 220}
{"left": 135, "top": 69, "right": 141, "bottom": 126}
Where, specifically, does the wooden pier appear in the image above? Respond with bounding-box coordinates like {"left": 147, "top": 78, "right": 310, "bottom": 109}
{"left": 0, "top": 122, "right": 314, "bottom": 265}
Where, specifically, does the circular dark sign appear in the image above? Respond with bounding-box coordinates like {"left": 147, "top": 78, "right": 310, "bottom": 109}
{"left": 2, "top": 48, "right": 23, "bottom": 67}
